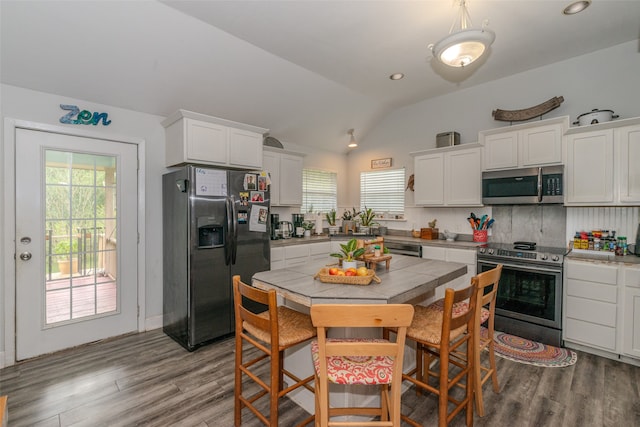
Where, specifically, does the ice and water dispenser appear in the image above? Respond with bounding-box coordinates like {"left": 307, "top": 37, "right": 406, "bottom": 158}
{"left": 197, "top": 217, "right": 224, "bottom": 248}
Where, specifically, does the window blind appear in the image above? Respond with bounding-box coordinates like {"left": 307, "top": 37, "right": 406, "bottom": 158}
{"left": 360, "top": 168, "right": 405, "bottom": 214}
{"left": 302, "top": 169, "right": 337, "bottom": 213}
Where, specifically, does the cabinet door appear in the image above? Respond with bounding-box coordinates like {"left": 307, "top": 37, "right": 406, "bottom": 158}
{"left": 278, "top": 154, "right": 303, "bottom": 206}
{"left": 185, "top": 119, "right": 228, "bottom": 165}
{"left": 520, "top": 123, "right": 563, "bottom": 167}
{"left": 565, "top": 129, "right": 614, "bottom": 204}
{"left": 445, "top": 148, "right": 481, "bottom": 205}
{"left": 414, "top": 154, "right": 444, "bottom": 205}
{"left": 228, "top": 128, "right": 263, "bottom": 169}
{"left": 483, "top": 131, "right": 519, "bottom": 170}
{"left": 263, "top": 151, "right": 280, "bottom": 205}
{"left": 623, "top": 288, "right": 640, "bottom": 358}
{"left": 617, "top": 124, "right": 640, "bottom": 203}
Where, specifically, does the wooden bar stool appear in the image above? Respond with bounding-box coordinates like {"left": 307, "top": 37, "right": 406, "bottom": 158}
{"left": 422, "top": 265, "right": 503, "bottom": 416}
{"left": 310, "top": 304, "right": 414, "bottom": 427}
{"left": 385, "top": 283, "right": 478, "bottom": 427}
{"left": 233, "top": 276, "right": 316, "bottom": 427}
{"left": 471, "top": 265, "right": 502, "bottom": 416}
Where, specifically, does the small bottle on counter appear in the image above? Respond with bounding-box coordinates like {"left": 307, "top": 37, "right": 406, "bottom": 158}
{"left": 374, "top": 245, "right": 381, "bottom": 257}
{"left": 594, "top": 237, "right": 601, "bottom": 251}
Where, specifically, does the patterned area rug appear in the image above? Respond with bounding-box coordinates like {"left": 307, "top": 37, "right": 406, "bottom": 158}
{"left": 482, "top": 327, "right": 577, "bottom": 368}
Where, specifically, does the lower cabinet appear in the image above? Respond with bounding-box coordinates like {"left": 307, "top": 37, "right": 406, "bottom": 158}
{"left": 564, "top": 260, "right": 618, "bottom": 352}
{"left": 271, "top": 241, "right": 331, "bottom": 270}
{"left": 564, "top": 259, "right": 640, "bottom": 362}
{"left": 622, "top": 265, "right": 640, "bottom": 359}
{"left": 422, "top": 246, "right": 476, "bottom": 299}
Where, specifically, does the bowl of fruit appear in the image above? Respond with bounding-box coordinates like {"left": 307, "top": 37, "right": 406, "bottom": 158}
{"left": 314, "top": 265, "right": 381, "bottom": 285}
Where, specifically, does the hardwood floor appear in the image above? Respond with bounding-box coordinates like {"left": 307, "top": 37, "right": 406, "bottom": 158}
{"left": 1, "top": 329, "right": 639, "bottom": 426}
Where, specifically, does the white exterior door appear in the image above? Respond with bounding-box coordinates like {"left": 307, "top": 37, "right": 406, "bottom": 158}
{"left": 15, "top": 128, "right": 139, "bottom": 360}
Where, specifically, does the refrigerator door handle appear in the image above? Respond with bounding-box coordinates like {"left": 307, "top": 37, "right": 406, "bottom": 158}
{"left": 231, "top": 195, "right": 238, "bottom": 264}
{"left": 225, "top": 197, "right": 233, "bottom": 265}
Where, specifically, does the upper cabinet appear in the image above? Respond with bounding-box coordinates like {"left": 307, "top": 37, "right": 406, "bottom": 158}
{"left": 480, "top": 116, "right": 568, "bottom": 171}
{"left": 263, "top": 148, "right": 304, "bottom": 206}
{"left": 411, "top": 144, "right": 482, "bottom": 207}
{"left": 565, "top": 117, "right": 640, "bottom": 205}
{"left": 162, "top": 110, "right": 267, "bottom": 169}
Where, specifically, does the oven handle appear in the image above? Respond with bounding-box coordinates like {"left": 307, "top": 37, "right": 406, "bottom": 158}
{"left": 478, "top": 259, "right": 562, "bottom": 274}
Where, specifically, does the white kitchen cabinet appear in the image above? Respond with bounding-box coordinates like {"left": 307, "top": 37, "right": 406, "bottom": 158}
{"left": 422, "top": 246, "right": 476, "bottom": 299}
{"left": 565, "top": 117, "right": 640, "bottom": 205}
{"left": 617, "top": 124, "right": 640, "bottom": 203}
{"left": 622, "top": 265, "right": 640, "bottom": 359}
{"left": 565, "top": 129, "right": 614, "bottom": 204}
{"left": 412, "top": 144, "right": 482, "bottom": 207}
{"left": 162, "top": 109, "right": 267, "bottom": 169}
{"left": 272, "top": 241, "right": 332, "bottom": 269}
{"left": 564, "top": 259, "right": 619, "bottom": 352}
{"left": 271, "top": 247, "right": 285, "bottom": 270}
{"left": 263, "top": 148, "right": 304, "bottom": 206}
{"left": 480, "top": 116, "right": 567, "bottom": 171}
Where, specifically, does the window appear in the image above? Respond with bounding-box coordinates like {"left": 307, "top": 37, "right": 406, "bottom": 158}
{"left": 302, "top": 169, "right": 337, "bottom": 213}
{"left": 360, "top": 168, "right": 405, "bottom": 214}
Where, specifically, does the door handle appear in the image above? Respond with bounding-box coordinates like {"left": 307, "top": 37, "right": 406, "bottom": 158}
{"left": 19, "top": 252, "right": 32, "bottom": 261}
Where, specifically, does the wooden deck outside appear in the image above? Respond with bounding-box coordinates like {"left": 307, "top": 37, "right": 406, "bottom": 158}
{"left": 45, "top": 274, "right": 117, "bottom": 324}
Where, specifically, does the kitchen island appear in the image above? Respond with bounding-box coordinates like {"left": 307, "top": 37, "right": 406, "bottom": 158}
{"left": 252, "top": 254, "right": 467, "bottom": 306}
{"left": 251, "top": 254, "right": 468, "bottom": 418}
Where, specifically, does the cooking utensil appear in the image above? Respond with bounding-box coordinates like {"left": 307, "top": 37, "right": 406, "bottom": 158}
{"left": 573, "top": 109, "right": 619, "bottom": 126}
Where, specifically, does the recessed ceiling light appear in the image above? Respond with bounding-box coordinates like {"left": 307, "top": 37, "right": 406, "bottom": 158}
{"left": 563, "top": 0, "right": 591, "bottom": 15}
{"left": 389, "top": 73, "right": 405, "bottom": 80}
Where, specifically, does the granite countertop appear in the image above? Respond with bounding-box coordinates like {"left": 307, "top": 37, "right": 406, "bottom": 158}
{"left": 270, "top": 233, "right": 482, "bottom": 250}
{"left": 252, "top": 254, "right": 467, "bottom": 307}
{"left": 565, "top": 250, "right": 640, "bottom": 266}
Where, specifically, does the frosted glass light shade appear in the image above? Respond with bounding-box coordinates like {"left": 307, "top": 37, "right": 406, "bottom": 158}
{"left": 431, "top": 28, "right": 495, "bottom": 67}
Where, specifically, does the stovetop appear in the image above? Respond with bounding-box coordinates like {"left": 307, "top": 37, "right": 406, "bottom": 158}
{"left": 477, "top": 242, "right": 568, "bottom": 266}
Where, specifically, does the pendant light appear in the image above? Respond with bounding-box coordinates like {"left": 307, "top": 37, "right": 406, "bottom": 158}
{"left": 347, "top": 129, "right": 358, "bottom": 148}
{"left": 429, "top": 0, "right": 495, "bottom": 68}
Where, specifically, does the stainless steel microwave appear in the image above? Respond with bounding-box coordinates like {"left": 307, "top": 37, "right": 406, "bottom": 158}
{"left": 482, "top": 166, "right": 564, "bottom": 205}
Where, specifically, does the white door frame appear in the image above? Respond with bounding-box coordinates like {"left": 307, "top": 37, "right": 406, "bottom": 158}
{"left": 2, "top": 118, "right": 147, "bottom": 366}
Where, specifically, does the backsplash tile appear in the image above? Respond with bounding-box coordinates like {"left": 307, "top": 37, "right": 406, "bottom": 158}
{"left": 490, "top": 205, "right": 567, "bottom": 248}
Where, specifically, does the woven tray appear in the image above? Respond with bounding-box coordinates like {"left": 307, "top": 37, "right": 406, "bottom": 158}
{"left": 314, "top": 268, "right": 381, "bottom": 286}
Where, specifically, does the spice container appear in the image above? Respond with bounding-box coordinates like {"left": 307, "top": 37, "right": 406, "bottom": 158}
{"left": 374, "top": 245, "right": 381, "bottom": 257}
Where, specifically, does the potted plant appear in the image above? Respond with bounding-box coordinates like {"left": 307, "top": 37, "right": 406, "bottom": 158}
{"left": 330, "top": 238, "right": 365, "bottom": 270}
{"left": 326, "top": 209, "right": 339, "bottom": 235}
{"left": 341, "top": 207, "right": 360, "bottom": 234}
{"left": 301, "top": 221, "right": 315, "bottom": 237}
{"left": 358, "top": 207, "right": 377, "bottom": 234}
{"left": 54, "top": 239, "right": 79, "bottom": 275}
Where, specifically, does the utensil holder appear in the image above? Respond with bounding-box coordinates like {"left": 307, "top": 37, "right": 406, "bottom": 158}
{"left": 473, "top": 230, "right": 488, "bottom": 243}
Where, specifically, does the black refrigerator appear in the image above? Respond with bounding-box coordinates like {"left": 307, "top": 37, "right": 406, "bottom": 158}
{"left": 163, "top": 165, "right": 270, "bottom": 351}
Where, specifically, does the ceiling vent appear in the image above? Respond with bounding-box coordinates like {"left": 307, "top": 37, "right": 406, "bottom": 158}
{"left": 263, "top": 135, "right": 284, "bottom": 149}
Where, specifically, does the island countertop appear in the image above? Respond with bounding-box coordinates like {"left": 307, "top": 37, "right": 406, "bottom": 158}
{"left": 252, "top": 254, "right": 467, "bottom": 307}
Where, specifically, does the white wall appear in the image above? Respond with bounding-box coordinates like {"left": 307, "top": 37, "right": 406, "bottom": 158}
{"left": 346, "top": 40, "right": 640, "bottom": 234}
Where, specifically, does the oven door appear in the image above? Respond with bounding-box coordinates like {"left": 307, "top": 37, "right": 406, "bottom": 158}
{"left": 477, "top": 259, "right": 562, "bottom": 329}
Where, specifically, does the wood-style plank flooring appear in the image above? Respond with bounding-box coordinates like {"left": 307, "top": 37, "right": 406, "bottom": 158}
{"left": 1, "top": 329, "right": 639, "bottom": 426}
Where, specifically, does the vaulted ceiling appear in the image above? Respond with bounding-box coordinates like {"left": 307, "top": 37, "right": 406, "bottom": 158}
{"left": 2, "top": 1, "right": 639, "bottom": 152}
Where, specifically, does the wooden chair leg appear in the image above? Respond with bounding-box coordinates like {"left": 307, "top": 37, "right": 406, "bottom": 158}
{"left": 474, "top": 337, "right": 485, "bottom": 417}
{"left": 488, "top": 339, "right": 500, "bottom": 393}
{"left": 270, "top": 348, "right": 279, "bottom": 426}
{"left": 234, "top": 336, "right": 243, "bottom": 427}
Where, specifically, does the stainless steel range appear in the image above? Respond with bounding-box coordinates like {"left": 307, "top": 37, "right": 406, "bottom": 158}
{"left": 476, "top": 241, "right": 567, "bottom": 347}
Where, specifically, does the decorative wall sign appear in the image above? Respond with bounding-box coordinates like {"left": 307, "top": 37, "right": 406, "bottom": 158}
{"left": 59, "top": 104, "right": 112, "bottom": 126}
{"left": 371, "top": 158, "right": 392, "bottom": 169}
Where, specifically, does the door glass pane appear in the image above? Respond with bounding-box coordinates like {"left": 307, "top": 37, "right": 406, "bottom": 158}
{"left": 44, "top": 150, "right": 118, "bottom": 325}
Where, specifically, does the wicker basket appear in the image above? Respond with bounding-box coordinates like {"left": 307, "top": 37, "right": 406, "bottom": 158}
{"left": 314, "top": 268, "right": 381, "bottom": 286}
